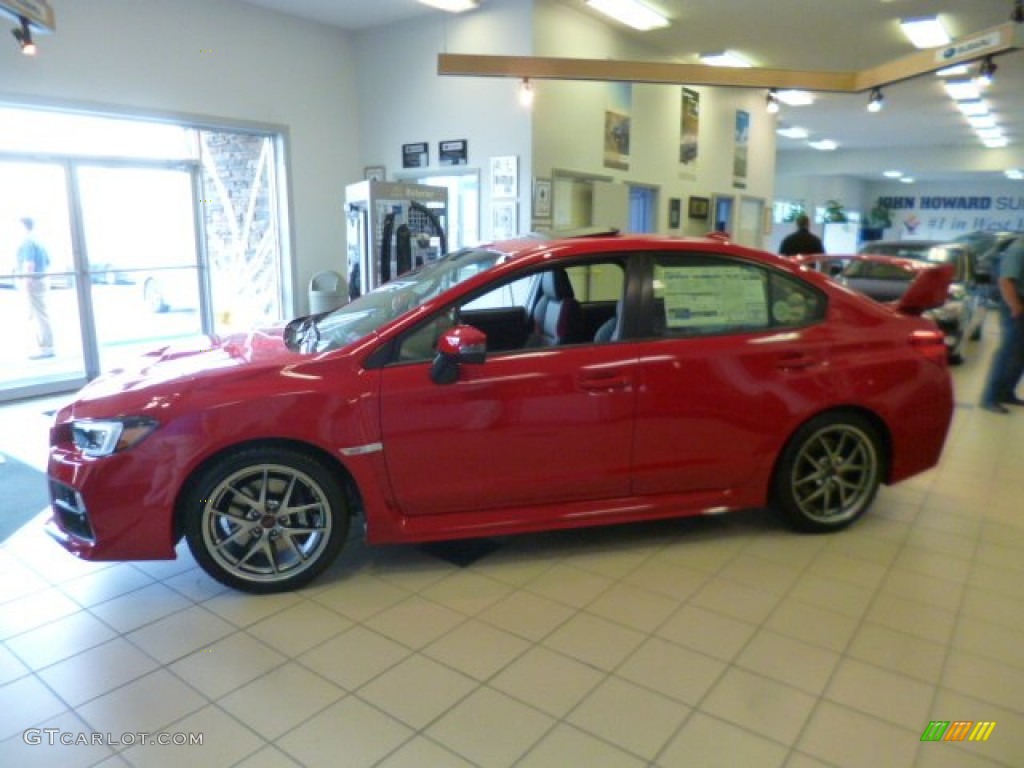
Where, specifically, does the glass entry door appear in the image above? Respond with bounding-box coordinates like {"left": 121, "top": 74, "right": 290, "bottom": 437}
{"left": 0, "top": 160, "right": 88, "bottom": 398}
{"left": 77, "top": 165, "right": 205, "bottom": 372}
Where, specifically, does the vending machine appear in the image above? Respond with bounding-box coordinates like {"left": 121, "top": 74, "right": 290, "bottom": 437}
{"left": 344, "top": 181, "right": 448, "bottom": 299}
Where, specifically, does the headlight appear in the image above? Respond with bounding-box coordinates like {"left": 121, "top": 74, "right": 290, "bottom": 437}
{"left": 72, "top": 417, "right": 159, "bottom": 457}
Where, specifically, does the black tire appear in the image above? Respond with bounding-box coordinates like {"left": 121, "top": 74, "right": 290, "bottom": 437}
{"left": 772, "top": 412, "right": 882, "bottom": 533}
{"left": 183, "top": 446, "right": 349, "bottom": 593}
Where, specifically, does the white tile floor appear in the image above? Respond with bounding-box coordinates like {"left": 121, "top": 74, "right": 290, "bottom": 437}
{"left": 1, "top": 332, "right": 1023, "bottom": 767}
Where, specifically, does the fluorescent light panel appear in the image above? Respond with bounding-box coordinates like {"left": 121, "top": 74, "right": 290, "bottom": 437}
{"left": 776, "top": 90, "right": 814, "bottom": 107}
{"left": 943, "top": 80, "right": 981, "bottom": 101}
{"left": 936, "top": 64, "right": 969, "bottom": 77}
{"left": 883, "top": 170, "right": 903, "bottom": 178}
{"left": 418, "top": 0, "right": 479, "bottom": 11}
{"left": 900, "top": 177, "right": 916, "bottom": 184}
{"left": 983, "top": 137, "right": 1009, "bottom": 148}
{"left": 968, "top": 114, "right": 997, "bottom": 129}
{"left": 586, "top": 0, "right": 669, "bottom": 31}
{"left": 808, "top": 139, "right": 838, "bottom": 151}
{"left": 700, "top": 50, "right": 752, "bottom": 67}
{"left": 976, "top": 128, "right": 1004, "bottom": 140}
{"left": 1006, "top": 169, "right": 1024, "bottom": 180}
{"left": 776, "top": 126, "right": 809, "bottom": 139}
{"left": 900, "top": 15, "right": 951, "bottom": 49}
{"left": 957, "top": 100, "right": 990, "bottom": 117}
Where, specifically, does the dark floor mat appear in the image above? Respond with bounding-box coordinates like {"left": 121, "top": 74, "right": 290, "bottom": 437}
{"left": 0, "top": 454, "right": 49, "bottom": 542}
{"left": 417, "top": 538, "right": 504, "bottom": 567}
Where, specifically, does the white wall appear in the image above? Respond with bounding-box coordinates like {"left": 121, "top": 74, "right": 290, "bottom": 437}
{"left": 533, "top": 0, "right": 777, "bottom": 244}
{"left": 353, "top": 0, "right": 534, "bottom": 239}
{"left": 0, "top": 0, "right": 361, "bottom": 315}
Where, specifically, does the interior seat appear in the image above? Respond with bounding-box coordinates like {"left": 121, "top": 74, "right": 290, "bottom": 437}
{"left": 531, "top": 269, "right": 583, "bottom": 346}
{"left": 593, "top": 299, "right": 622, "bottom": 342}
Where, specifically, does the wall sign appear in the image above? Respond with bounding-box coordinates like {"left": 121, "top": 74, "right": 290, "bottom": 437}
{"left": 440, "top": 139, "right": 468, "bottom": 166}
{"left": 402, "top": 142, "right": 429, "bottom": 169}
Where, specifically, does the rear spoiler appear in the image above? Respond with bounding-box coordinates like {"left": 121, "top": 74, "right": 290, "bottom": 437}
{"left": 895, "top": 263, "right": 955, "bottom": 316}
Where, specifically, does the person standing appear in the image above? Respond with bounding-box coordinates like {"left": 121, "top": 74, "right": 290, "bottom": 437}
{"left": 979, "top": 236, "right": 1024, "bottom": 414}
{"left": 779, "top": 214, "right": 825, "bottom": 256}
{"left": 16, "top": 216, "right": 54, "bottom": 359}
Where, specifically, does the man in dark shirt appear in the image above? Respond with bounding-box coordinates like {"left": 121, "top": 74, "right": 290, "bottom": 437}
{"left": 779, "top": 214, "right": 824, "bottom": 256}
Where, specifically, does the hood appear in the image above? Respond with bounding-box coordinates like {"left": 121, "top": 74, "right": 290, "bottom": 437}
{"left": 74, "top": 325, "right": 305, "bottom": 404}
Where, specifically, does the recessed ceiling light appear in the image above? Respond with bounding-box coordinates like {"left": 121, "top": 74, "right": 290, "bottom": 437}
{"left": 967, "top": 114, "right": 997, "bottom": 129}
{"left": 700, "top": 50, "right": 753, "bottom": 67}
{"left": 417, "top": 0, "right": 479, "bottom": 12}
{"left": 585, "top": 0, "right": 669, "bottom": 31}
{"left": 900, "top": 177, "right": 916, "bottom": 184}
{"left": 936, "top": 65, "right": 969, "bottom": 77}
{"left": 943, "top": 80, "right": 981, "bottom": 101}
{"left": 900, "top": 15, "right": 951, "bottom": 49}
{"left": 1006, "top": 169, "right": 1024, "bottom": 180}
{"left": 983, "top": 137, "right": 1010, "bottom": 148}
{"left": 808, "top": 139, "right": 838, "bottom": 151}
{"left": 776, "top": 90, "right": 814, "bottom": 107}
{"left": 776, "top": 125, "right": 809, "bottom": 139}
{"left": 976, "top": 128, "right": 1005, "bottom": 140}
{"left": 883, "top": 170, "right": 903, "bottom": 178}
{"left": 957, "top": 100, "right": 990, "bottom": 117}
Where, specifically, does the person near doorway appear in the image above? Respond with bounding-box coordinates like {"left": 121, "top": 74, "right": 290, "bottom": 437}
{"left": 16, "top": 217, "right": 54, "bottom": 359}
{"left": 979, "top": 236, "right": 1024, "bottom": 414}
{"left": 779, "top": 214, "right": 824, "bottom": 256}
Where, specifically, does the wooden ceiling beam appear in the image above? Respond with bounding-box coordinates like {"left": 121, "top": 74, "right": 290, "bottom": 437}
{"left": 438, "top": 22, "right": 1021, "bottom": 94}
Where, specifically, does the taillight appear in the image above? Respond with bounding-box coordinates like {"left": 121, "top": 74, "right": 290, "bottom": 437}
{"left": 908, "top": 327, "right": 947, "bottom": 366}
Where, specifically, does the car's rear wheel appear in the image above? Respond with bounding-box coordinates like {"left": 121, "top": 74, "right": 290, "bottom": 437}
{"left": 772, "top": 413, "right": 882, "bottom": 532}
{"left": 183, "top": 447, "right": 349, "bottom": 593}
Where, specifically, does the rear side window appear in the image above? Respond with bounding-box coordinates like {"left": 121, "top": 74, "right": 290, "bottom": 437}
{"left": 651, "top": 256, "right": 825, "bottom": 337}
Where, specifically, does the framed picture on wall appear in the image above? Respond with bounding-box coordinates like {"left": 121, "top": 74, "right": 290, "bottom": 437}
{"left": 533, "top": 177, "right": 552, "bottom": 219}
{"left": 668, "top": 198, "right": 681, "bottom": 229}
{"left": 364, "top": 165, "right": 386, "bottom": 182}
{"left": 492, "top": 201, "right": 517, "bottom": 239}
{"left": 490, "top": 156, "right": 518, "bottom": 199}
{"left": 688, "top": 196, "right": 710, "bottom": 220}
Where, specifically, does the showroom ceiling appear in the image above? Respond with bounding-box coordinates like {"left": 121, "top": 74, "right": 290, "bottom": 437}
{"left": 238, "top": 0, "right": 1023, "bottom": 181}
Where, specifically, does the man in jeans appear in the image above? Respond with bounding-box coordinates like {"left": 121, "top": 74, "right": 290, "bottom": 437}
{"left": 979, "top": 236, "right": 1024, "bottom": 414}
{"left": 16, "top": 216, "right": 54, "bottom": 359}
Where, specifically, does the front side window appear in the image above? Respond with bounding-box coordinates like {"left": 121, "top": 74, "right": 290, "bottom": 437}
{"left": 392, "top": 258, "right": 626, "bottom": 363}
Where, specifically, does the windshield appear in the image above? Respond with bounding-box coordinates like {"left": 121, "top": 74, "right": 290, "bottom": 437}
{"left": 300, "top": 248, "right": 503, "bottom": 352}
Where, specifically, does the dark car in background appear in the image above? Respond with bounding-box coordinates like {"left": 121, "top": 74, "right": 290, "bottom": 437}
{"left": 841, "top": 239, "right": 979, "bottom": 363}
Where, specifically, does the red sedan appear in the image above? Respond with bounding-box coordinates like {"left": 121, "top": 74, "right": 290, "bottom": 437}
{"left": 48, "top": 232, "right": 954, "bottom": 593}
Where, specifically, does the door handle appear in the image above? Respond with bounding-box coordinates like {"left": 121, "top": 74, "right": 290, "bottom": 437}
{"left": 775, "top": 353, "right": 819, "bottom": 371}
{"left": 578, "top": 371, "right": 631, "bottom": 391}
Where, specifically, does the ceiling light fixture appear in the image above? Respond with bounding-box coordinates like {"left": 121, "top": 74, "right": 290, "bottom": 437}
{"left": 1005, "top": 169, "right": 1024, "bottom": 180}
{"left": 983, "top": 137, "right": 1010, "bottom": 148}
{"left": 943, "top": 79, "right": 981, "bottom": 101}
{"left": 765, "top": 89, "right": 779, "bottom": 114}
{"left": 518, "top": 78, "right": 534, "bottom": 108}
{"left": 776, "top": 125, "right": 809, "bottom": 140}
{"left": 900, "top": 15, "right": 951, "bottom": 49}
{"left": 700, "top": 50, "right": 752, "bottom": 68}
{"left": 883, "top": 170, "right": 903, "bottom": 178}
{"left": 808, "top": 139, "right": 838, "bottom": 151}
{"left": 867, "top": 87, "right": 885, "bottom": 112}
{"left": 936, "top": 64, "right": 970, "bottom": 77}
{"left": 417, "top": 0, "right": 479, "bottom": 12}
{"left": 968, "top": 114, "right": 998, "bottom": 129}
{"left": 976, "top": 56, "right": 997, "bottom": 87}
{"left": 976, "top": 127, "right": 1005, "bottom": 141}
{"left": 776, "top": 90, "right": 814, "bottom": 107}
{"left": 11, "top": 15, "right": 35, "bottom": 56}
{"left": 900, "top": 177, "right": 916, "bottom": 184}
{"left": 957, "top": 99, "right": 990, "bottom": 116}
{"left": 585, "top": 0, "right": 669, "bottom": 31}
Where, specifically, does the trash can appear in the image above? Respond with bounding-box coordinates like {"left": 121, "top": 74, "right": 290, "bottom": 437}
{"left": 308, "top": 270, "right": 346, "bottom": 314}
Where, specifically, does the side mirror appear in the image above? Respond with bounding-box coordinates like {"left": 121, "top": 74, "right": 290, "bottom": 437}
{"left": 430, "top": 325, "right": 487, "bottom": 385}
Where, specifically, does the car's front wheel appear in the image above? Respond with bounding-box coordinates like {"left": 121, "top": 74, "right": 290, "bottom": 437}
{"left": 772, "top": 413, "right": 883, "bottom": 532}
{"left": 183, "top": 447, "right": 349, "bottom": 593}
